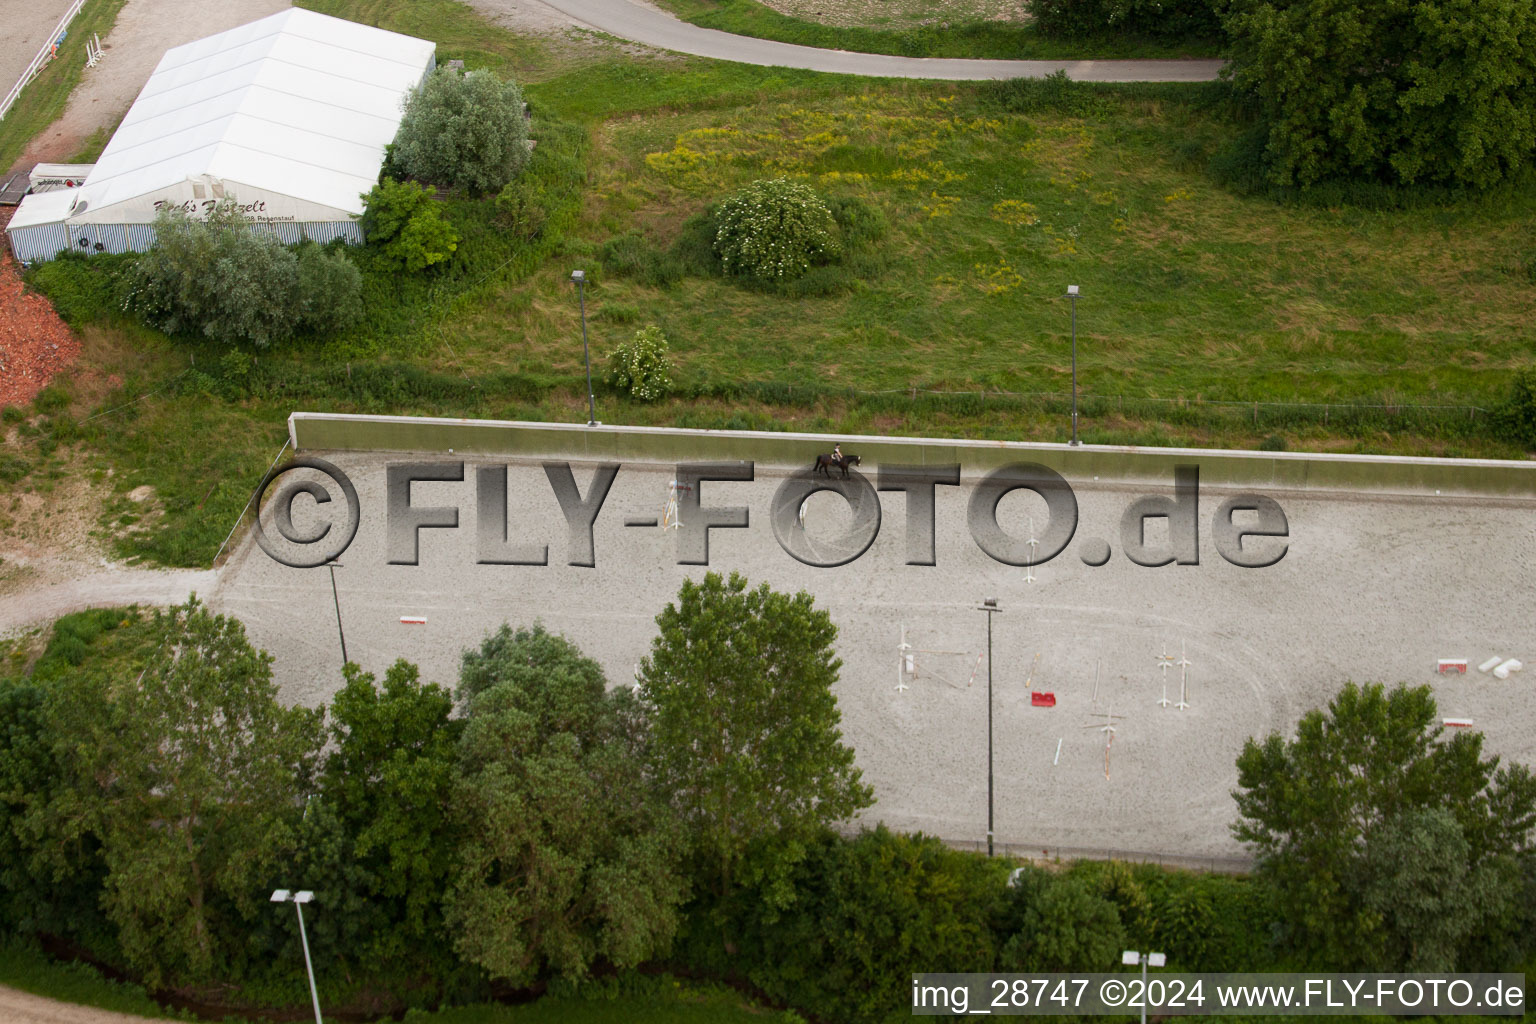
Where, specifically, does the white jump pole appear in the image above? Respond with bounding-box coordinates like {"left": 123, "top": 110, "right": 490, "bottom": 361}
{"left": 1175, "top": 640, "right": 1191, "bottom": 710}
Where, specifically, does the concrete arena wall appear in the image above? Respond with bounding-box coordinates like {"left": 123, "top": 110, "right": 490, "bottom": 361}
{"left": 223, "top": 412, "right": 1536, "bottom": 861}
{"left": 288, "top": 412, "right": 1536, "bottom": 498}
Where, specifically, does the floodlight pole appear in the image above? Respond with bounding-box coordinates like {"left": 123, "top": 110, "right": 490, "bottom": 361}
{"left": 979, "top": 598, "right": 1001, "bottom": 856}
{"left": 327, "top": 561, "right": 347, "bottom": 666}
{"left": 1067, "top": 285, "right": 1080, "bottom": 446}
{"left": 572, "top": 269, "right": 596, "bottom": 426}
{"left": 272, "top": 890, "right": 323, "bottom": 1024}
{"left": 1122, "top": 950, "right": 1165, "bottom": 1024}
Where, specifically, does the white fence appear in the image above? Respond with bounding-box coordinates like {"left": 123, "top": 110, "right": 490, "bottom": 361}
{"left": 0, "top": 0, "right": 89, "bottom": 123}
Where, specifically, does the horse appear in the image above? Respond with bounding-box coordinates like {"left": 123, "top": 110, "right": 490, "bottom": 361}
{"left": 813, "top": 453, "right": 862, "bottom": 478}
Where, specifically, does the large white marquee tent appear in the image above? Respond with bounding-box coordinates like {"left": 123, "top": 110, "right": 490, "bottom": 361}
{"left": 6, "top": 8, "right": 435, "bottom": 263}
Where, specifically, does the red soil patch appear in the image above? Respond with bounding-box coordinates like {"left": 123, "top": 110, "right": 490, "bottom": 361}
{"left": 0, "top": 205, "right": 80, "bottom": 409}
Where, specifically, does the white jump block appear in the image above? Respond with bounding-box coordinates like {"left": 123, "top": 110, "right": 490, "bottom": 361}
{"left": 1443, "top": 717, "right": 1474, "bottom": 728}
{"left": 400, "top": 616, "right": 427, "bottom": 625}
{"left": 1437, "top": 659, "right": 1468, "bottom": 674}
{"left": 1493, "top": 658, "right": 1523, "bottom": 680}
{"left": 1479, "top": 656, "right": 1503, "bottom": 673}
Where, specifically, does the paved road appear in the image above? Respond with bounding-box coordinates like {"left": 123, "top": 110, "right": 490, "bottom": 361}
{"left": 536, "top": 0, "right": 1223, "bottom": 81}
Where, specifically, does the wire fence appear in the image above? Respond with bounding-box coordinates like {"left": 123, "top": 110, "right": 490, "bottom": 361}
{"left": 832, "top": 824, "right": 1253, "bottom": 873}
{"left": 936, "top": 836, "right": 1254, "bottom": 875}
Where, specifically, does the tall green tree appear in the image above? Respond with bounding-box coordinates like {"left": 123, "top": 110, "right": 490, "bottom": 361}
{"left": 1219, "top": 0, "right": 1536, "bottom": 188}
{"left": 358, "top": 178, "right": 458, "bottom": 271}
{"left": 446, "top": 625, "right": 684, "bottom": 987}
{"left": 393, "top": 67, "right": 529, "bottom": 194}
{"left": 1232, "top": 681, "right": 1536, "bottom": 970}
{"left": 636, "top": 572, "right": 873, "bottom": 899}
{"left": 300, "top": 659, "right": 461, "bottom": 979}
{"left": 38, "top": 598, "right": 324, "bottom": 985}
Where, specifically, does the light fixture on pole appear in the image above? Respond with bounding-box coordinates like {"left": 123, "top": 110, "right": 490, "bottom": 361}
{"left": 272, "top": 889, "right": 324, "bottom": 1024}
{"left": 978, "top": 597, "right": 1001, "bottom": 856}
{"left": 1066, "top": 284, "right": 1081, "bottom": 446}
{"left": 1121, "top": 949, "right": 1166, "bottom": 1024}
{"left": 571, "top": 269, "right": 597, "bottom": 427}
{"left": 326, "top": 561, "right": 347, "bottom": 667}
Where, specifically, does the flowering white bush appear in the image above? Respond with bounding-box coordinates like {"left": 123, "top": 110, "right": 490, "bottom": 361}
{"left": 714, "top": 178, "right": 840, "bottom": 281}
{"left": 606, "top": 324, "right": 675, "bottom": 402}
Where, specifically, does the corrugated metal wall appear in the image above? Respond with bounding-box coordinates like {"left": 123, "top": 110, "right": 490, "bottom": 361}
{"left": 5, "top": 221, "right": 71, "bottom": 263}
{"left": 7, "top": 219, "right": 363, "bottom": 262}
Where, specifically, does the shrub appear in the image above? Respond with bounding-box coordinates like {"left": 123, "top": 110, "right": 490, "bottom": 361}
{"left": 677, "top": 828, "right": 1006, "bottom": 1024}
{"left": 122, "top": 202, "right": 363, "bottom": 347}
{"left": 22, "top": 251, "right": 128, "bottom": 327}
{"left": 1030, "top": 0, "right": 1221, "bottom": 40}
{"left": 360, "top": 178, "right": 459, "bottom": 272}
{"left": 600, "top": 231, "right": 683, "bottom": 288}
{"left": 606, "top": 324, "right": 675, "bottom": 402}
{"left": 714, "top": 178, "right": 840, "bottom": 281}
{"left": 1221, "top": 0, "right": 1536, "bottom": 189}
{"left": 393, "top": 67, "right": 529, "bottom": 194}
{"left": 995, "top": 867, "right": 1125, "bottom": 971}
{"left": 979, "top": 69, "right": 1115, "bottom": 118}
{"left": 1493, "top": 369, "right": 1536, "bottom": 450}
{"left": 493, "top": 178, "right": 549, "bottom": 242}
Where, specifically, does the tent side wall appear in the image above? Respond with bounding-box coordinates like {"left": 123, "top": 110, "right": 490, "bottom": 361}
{"left": 8, "top": 217, "right": 364, "bottom": 262}
{"left": 6, "top": 221, "right": 72, "bottom": 263}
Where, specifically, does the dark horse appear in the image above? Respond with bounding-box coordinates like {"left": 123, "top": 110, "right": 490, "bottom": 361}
{"left": 813, "top": 453, "right": 862, "bottom": 478}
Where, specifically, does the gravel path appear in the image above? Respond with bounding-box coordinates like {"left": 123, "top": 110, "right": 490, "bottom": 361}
{"left": 0, "top": 565, "right": 218, "bottom": 636}
{"left": 0, "top": 985, "right": 162, "bottom": 1024}
{"left": 520, "top": 0, "right": 1222, "bottom": 80}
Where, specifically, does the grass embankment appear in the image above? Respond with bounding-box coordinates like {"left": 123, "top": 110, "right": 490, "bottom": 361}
{"left": 8, "top": 0, "right": 1536, "bottom": 571}
{"left": 652, "top": 0, "right": 1223, "bottom": 59}
{"left": 0, "top": 0, "right": 126, "bottom": 173}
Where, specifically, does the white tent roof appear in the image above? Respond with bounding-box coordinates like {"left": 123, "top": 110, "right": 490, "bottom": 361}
{"left": 8, "top": 189, "right": 76, "bottom": 229}
{"left": 74, "top": 9, "right": 434, "bottom": 219}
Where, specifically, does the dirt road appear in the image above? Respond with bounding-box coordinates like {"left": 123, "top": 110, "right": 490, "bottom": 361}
{"left": 0, "top": 985, "right": 163, "bottom": 1024}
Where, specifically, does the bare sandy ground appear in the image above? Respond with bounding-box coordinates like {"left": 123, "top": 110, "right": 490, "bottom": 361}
{"left": 0, "top": 986, "right": 160, "bottom": 1024}
{"left": 214, "top": 453, "right": 1536, "bottom": 861}
{"left": 0, "top": 0, "right": 78, "bottom": 108}
{"left": 16, "top": 0, "right": 291, "bottom": 168}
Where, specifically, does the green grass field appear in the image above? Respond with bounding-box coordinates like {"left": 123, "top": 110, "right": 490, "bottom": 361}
{"left": 651, "top": 0, "right": 1223, "bottom": 59}
{"left": 6, "top": 0, "right": 1535, "bottom": 570}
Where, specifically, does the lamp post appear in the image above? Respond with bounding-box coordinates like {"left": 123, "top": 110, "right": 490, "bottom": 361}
{"left": 326, "top": 561, "right": 347, "bottom": 666}
{"left": 571, "top": 269, "right": 596, "bottom": 426}
{"left": 272, "top": 889, "right": 323, "bottom": 1024}
{"left": 1066, "top": 284, "right": 1080, "bottom": 446}
{"left": 1121, "top": 949, "right": 1166, "bottom": 1024}
{"left": 978, "top": 597, "right": 1001, "bottom": 856}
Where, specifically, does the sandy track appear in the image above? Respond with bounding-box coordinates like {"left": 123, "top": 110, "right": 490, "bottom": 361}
{"left": 16, "top": 0, "right": 292, "bottom": 169}
{"left": 215, "top": 453, "right": 1536, "bottom": 860}
{"left": 0, "top": 985, "right": 161, "bottom": 1024}
{"left": 0, "top": 565, "right": 217, "bottom": 636}
{"left": 0, "top": 0, "right": 80, "bottom": 109}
